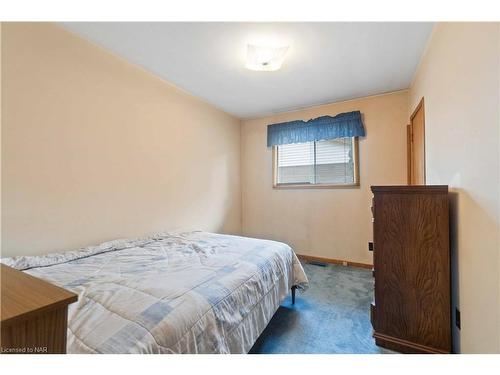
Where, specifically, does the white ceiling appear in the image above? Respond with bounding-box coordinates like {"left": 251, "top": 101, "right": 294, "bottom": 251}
{"left": 60, "top": 22, "right": 433, "bottom": 119}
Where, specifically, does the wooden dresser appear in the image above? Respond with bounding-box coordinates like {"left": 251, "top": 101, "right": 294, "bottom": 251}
{"left": 0, "top": 264, "right": 77, "bottom": 354}
{"left": 370, "top": 185, "right": 451, "bottom": 354}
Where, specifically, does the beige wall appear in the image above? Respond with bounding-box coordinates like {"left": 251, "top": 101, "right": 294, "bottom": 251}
{"left": 409, "top": 23, "right": 500, "bottom": 353}
{"left": 241, "top": 91, "right": 408, "bottom": 265}
{"left": 1, "top": 23, "right": 241, "bottom": 258}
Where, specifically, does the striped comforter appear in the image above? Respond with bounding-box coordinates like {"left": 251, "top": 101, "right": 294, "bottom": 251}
{"left": 3, "top": 231, "right": 308, "bottom": 353}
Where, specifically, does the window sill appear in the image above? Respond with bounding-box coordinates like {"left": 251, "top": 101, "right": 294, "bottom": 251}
{"left": 272, "top": 182, "right": 360, "bottom": 189}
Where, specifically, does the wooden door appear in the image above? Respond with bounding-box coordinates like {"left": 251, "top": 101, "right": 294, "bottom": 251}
{"left": 408, "top": 98, "right": 426, "bottom": 185}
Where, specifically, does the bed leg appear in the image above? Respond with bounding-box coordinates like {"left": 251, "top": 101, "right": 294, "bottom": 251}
{"left": 291, "top": 285, "right": 297, "bottom": 305}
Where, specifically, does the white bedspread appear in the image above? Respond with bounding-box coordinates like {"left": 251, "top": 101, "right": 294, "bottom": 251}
{"left": 2, "top": 231, "right": 308, "bottom": 354}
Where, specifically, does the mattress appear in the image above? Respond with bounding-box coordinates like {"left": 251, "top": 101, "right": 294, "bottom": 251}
{"left": 2, "top": 231, "right": 308, "bottom": 354}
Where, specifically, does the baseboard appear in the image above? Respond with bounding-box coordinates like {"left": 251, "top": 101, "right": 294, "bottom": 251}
{"left": 296, "top": 254, "right": 372, "bottom": 269}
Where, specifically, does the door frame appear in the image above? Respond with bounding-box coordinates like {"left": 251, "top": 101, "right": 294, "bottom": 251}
{"left": 408, "top": 97, "right": 426, "bottom": 185}
{"left": 407, "top": 123, "right": 412, "bottom": 184}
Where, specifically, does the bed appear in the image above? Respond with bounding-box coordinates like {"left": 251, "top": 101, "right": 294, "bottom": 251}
{"left": 2, "top": 231, "right": 308, "bottom": 354}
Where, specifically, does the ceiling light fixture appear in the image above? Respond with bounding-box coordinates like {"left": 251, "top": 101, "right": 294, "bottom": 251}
{"left": 245, "top": 44, "right": 289, "bottom": 72}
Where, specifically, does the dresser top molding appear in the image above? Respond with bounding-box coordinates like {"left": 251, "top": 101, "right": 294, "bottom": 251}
{"left": 371, "top": 185, "right": 448, "bottom": 194}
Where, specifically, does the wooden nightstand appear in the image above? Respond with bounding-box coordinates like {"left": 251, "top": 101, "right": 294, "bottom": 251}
{"left": 0, "top": 264, "right": 78, "bottom": 354}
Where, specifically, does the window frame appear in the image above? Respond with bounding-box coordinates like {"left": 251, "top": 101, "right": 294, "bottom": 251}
{"left": 272, "top": 137, "right": 360, "bottom": 189}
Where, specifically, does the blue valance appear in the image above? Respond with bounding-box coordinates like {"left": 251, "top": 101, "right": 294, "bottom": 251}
{"left": 267, "top": 111, "right": 365, "bottom": 147}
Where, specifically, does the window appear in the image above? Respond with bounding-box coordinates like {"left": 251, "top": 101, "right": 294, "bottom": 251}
{"left": 273, "top": 137, "right": 359, "bottom": 188}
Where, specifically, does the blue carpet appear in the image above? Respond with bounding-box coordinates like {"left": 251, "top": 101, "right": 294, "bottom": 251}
{"left": 249, "top": 262, "right": 393, "bottom": 354}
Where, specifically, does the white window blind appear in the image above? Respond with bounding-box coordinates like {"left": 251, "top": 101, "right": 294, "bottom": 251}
{"left": 276, "top": 138, "right": 356, "bottom": 185}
